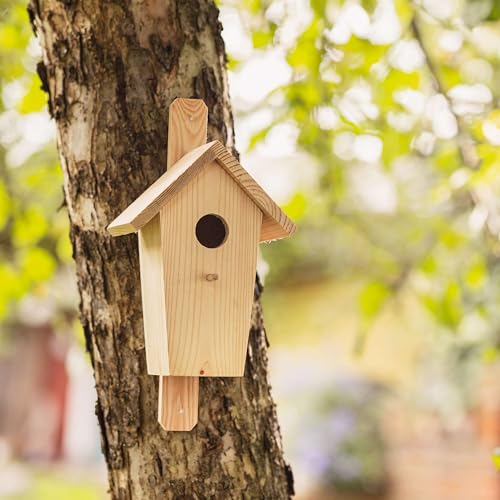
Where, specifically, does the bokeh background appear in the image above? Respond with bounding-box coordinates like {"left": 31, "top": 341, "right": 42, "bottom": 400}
{"left": 1, "top": 0, "right": 500, "bottom": 498}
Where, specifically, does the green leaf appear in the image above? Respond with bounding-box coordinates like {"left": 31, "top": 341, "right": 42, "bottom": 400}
{"left": 0, "top": 263, "right": 23, "bottom": 318}
{"left": 381, "top": 128, "right": 411, "bottom": 168}
{"left": 384, "top": 70, "right": 421, "bottom": 92}
{"left": 482, "top": 346, "right": 499, "bottom": 363}
{"left": 282, "top": 192, "right": 307, "bottom": 220}
{"left": 426, "top": 281, "right": 462, "bottom": 328}
{"left": 464, "top": 255, "right": 486, "bottom": 290}
{"left": 287, "top": 20, "right": 322, "bottom": 75}
{"left": 311, "top": 0, "right": 327, "bottom": 15}
{"left": 442, "top": 66, "right": 461, "bottom": 88}
{"left": 420, "top": 255, "right": 437, "bottom": 275}
{"left": 0, "top": 24, "right": 26, "bottom": 50}
{"left": 358, "top": 281, "right": 390, "bottom": 319}
{"left": 342, "top": 37, "right": 387, "bottom": 72}
{"left": 226, "top": 54, "right": 241, "bottom": 71}
{"left": 486, "top": 0, "right": 500, "bottom": 20}
{"left": 443, "top": 281, "right": 461, "bottom": 326}
{"left": 493, "top": 448, "right": 500, "bottom": 470}
{"left": 0, "top": 183, "right": 11, "bottom": 231}
{"left": 286, "top": 80, "right": 322, "bottom": 107}
{"left": 20, "top": 247, "right": 56, "bottom": 283}
{"left": 243, "top": 0, "right": 262, "bottom": 14}
{"left": 12, "top": 205, "right": 49, "bottom": 247}
{"left": 252, "top": 30, "right": 273, "bottom": 49}
{"left": 355, "top": 281, "right": 391, "bottom": 355}
{"left": 394, "top": 0, "right": 413, "bottom": 22}
{"left": 440, "top": 228, "right": 466, "bottom": 250}
{"left": 56, "top": 234, "right": 73, "bottom": 261}
{"left": 434, "top": 146, "right": 461, "bottom": 174}
{"left": 18, "top": 74, "right": 47, "bottom": 114}
{"left": 419, "top": 280, "right": 463, "bottom": 329}
{"left": 361, "top": 0, "right": 378, "bottom": 13}
{"left": 248, "top": 125, "right": 273, "bottom": 150}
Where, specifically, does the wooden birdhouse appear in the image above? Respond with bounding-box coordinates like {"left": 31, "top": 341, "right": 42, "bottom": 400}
{"left": 107, "top": 98, "right": 296, "bottom": 431}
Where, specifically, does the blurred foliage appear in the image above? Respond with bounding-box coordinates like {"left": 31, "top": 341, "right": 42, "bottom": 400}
{"left": 0, "top": 1, "right": 71, "bottom": 332}
{"left": 229, "top": 0, "right": 500, "bottom": 364}
{"left": 229, "top": 2, "right": 500, "bottom": 487}
{"left": 4, "top": 469, "right": 104, "bottom": 500}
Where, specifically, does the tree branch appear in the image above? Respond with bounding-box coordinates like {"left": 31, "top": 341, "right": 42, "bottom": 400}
{"left": 410, "top": 15, "right": 480, "bottom": 170}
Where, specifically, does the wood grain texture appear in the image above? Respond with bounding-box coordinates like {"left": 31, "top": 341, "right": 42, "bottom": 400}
{"left": 167, "top": 99, "right": 208, "bottom": 168}
{"left": 107, "top": 141, "right": 296, "bottom": 241}
{"left": 158, "top": 376, "right": 199, "bottom": 431}
{"left": 158, "top": 98, "right": 207, "bottom": 431}
{"left": 160, "top": 161, "right": 262, "bottom": 376}
{"left": 137, "top": 215, "right": 169, "bottom": 375}
{"left": 107, "top": 142, "right": 216, "bottom": 236}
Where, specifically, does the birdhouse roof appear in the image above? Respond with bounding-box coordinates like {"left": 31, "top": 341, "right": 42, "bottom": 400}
{"left": 107, "top": 140, "right": 296, "bottom": 241}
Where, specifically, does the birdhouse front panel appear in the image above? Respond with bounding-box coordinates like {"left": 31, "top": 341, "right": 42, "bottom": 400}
{"left": 159, "top": 160, "right": 262, "bottom": 377}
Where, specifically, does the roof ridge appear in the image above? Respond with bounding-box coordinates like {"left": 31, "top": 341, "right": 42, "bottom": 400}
{"left": 107, "top": 140, "right": 296, "bottom": 242}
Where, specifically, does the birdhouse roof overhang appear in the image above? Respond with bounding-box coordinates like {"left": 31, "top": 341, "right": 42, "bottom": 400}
{"left": 107, "top": 140, "right": 296, "bottom": 242}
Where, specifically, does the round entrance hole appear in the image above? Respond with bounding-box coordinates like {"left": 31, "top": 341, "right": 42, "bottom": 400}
{"left": 195, "top": 214, "right": 228, "bottom": 249}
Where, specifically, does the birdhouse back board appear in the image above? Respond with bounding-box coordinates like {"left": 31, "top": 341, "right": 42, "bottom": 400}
{"left": 160, "top": 159, "right": 262, "bottom": 377}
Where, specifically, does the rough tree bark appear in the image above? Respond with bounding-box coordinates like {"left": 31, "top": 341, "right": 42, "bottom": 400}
{"left": 28, "top": 1, "right": 294, "bottom": 498}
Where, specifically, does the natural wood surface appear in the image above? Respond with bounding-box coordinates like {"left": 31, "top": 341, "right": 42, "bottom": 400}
{"left": 158, "top": 98, "right": 207, "bottom": 431}
{"left": 167, "top": 99, "right": 208, "bottom": 168}
{"left": 107, "top": 142, "right": 216, "bottom": 236}
{"left": 158, "top": 376, "right": 199, "bottom": 432}
{"left": 161, "top": 160, "right": 262, "bottom": 376}
{"left": 137, "top": 215, "right": 169, "bottom": 375}
{"left": 107, "top": 141, "right": 297, "bottom": 241}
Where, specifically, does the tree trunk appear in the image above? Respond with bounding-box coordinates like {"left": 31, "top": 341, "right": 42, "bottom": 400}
{"left": 28, "top": 1, "right": 294, "bottom": 498}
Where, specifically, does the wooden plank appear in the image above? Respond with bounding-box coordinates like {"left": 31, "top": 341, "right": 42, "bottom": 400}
{"left": 158, "top": 98, "right": 207, "bottom": 431}
{"left": 161, "top": 160, "right": 262, "bottom": 376}
{"left": 107, "top": 139, "right": 296, "bottom": 241}
{"left": 167, "top": 98, "right": 208, "bottom": 167}
{"left": 158, "top": 376, "right": 199, "bottom": 431}
{"left": 137, "top": 214, "right": 169, "bottom": 375}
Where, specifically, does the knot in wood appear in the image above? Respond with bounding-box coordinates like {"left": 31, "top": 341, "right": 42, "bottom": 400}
{"left": 205, "top": 273, "right": 219, "bottom": 282}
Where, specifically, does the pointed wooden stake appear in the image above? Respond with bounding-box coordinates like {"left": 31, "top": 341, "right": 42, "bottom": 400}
{"left": 158, "top": 376, "right": 199, "bottom": 431}
{"left": 158, "top": 98, "right": 207, "bottom": 431}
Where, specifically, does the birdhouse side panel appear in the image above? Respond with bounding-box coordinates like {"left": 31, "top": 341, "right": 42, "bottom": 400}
{"left": 159, "top": 161, "right": 262, "bottom": 377}
{"left": 138, "top": 215, "right": 170, "bottom": 375}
